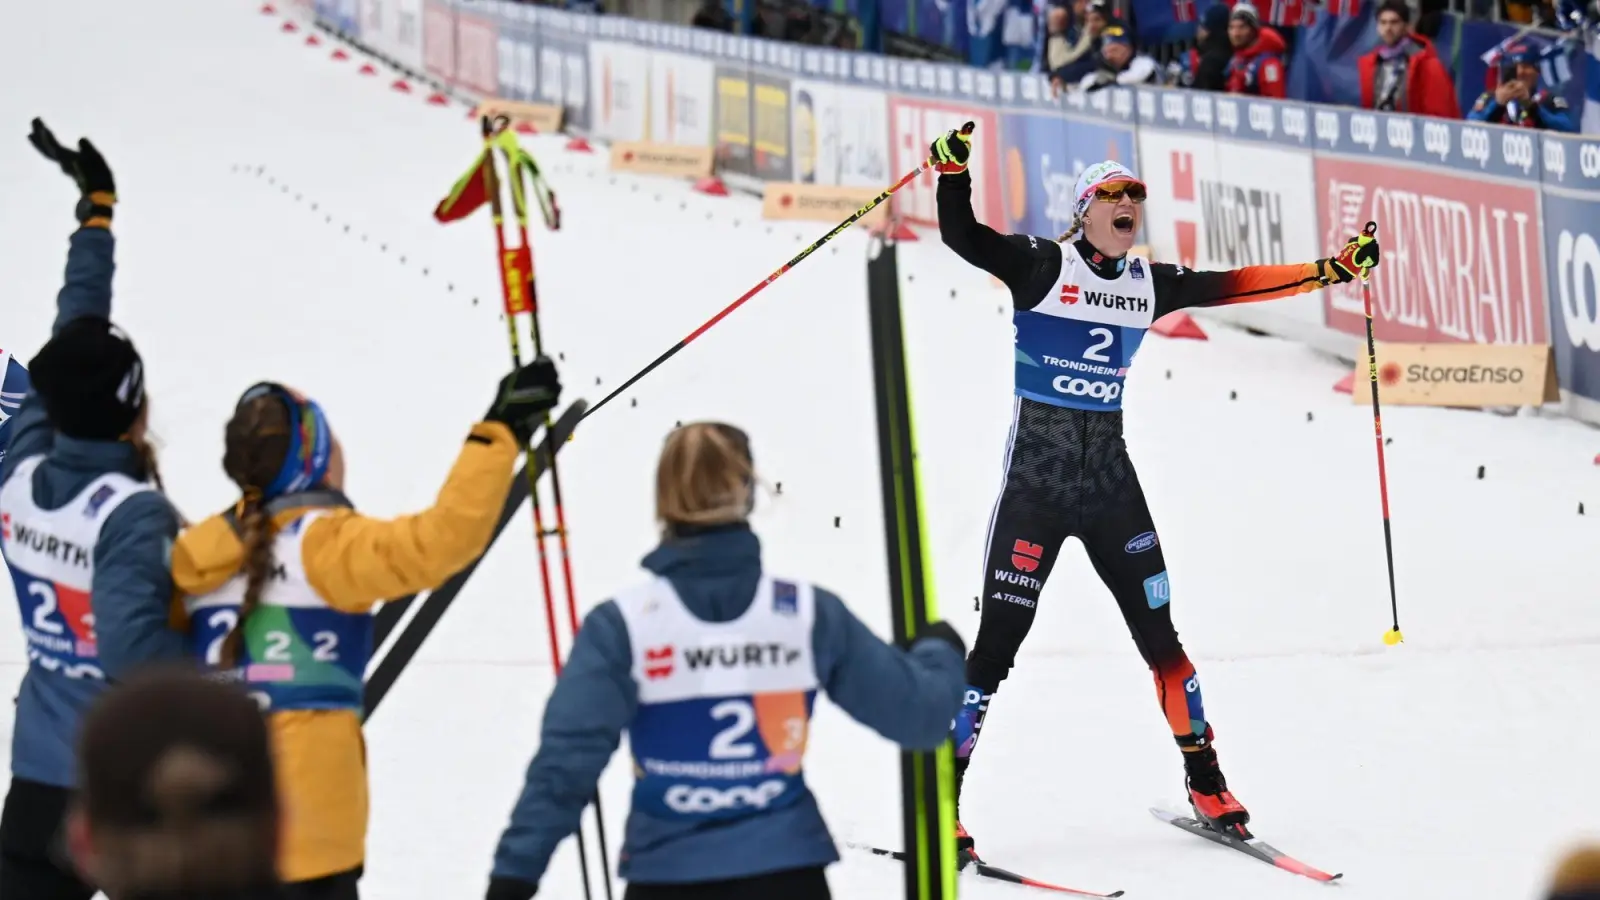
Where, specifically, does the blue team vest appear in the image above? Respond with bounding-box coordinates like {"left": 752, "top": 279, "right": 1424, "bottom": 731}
{"left": 1014, "top": 250, "right": 1158, "bottom": 411}
{"left": 612, "top": 574, "right": 819, "bottom": 823}
{"left": 184, "top": 507, "right": 371, "bottom": 712}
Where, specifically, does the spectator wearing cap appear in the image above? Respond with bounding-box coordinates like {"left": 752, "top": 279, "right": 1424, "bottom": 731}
{"left": 66, "top": 668, "right": 282, "bottom": 899}
{"left": 1170, "top": 3, "right": 1234, "bottom": 91}
{"left": 1223, "top": 1, "right": 1287, "bottom": 98}
{"left": 1045, "top": 0, "right": 1108, "bottom": 91}
{"left": 0, "top": 121, "right": 189, "bottom": 899}
{"left": 1078, "top": 20, "right": 1160, "bottom": 90}
{"left": 1358, "top": 0, "right": 1460, "bottom": 118}
{"left": 1467, "top": 42, "right": 1575, "bottom": 131}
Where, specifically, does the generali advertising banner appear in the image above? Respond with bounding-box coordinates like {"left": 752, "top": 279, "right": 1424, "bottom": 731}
{"left": 648, "top": 51, "right": 715, "bottom": 147}
{"left": 1316, "top": 157, "right": 1547, "bottom": 346}
{"left": 1140, "top": 130, "right": 1321, "bottom": 272}
{"left": 888, "top": 98, "right": 1001, "bottom": 227}
{"left": 790, "top": 81, "right": 891, "bottom": 188}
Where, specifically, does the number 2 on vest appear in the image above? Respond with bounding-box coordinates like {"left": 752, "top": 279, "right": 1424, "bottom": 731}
{"left": 1084, "top": 327, "right": 1114, "bottom": 362}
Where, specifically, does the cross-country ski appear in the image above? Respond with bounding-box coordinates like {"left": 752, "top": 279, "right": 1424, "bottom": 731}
{"left": 1151, "top": 808, "right": 1342, "bottom": 883}
{"left": 848, "top": 842, "right": 1125, "bottom": 897}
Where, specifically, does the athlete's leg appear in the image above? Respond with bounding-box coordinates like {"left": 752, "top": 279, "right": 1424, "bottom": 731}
{"left": 954, "top": 401, "right": 1080, "bottom": 859}
{"left": 0, "top": 778, "right": 97, "bottom": 900}
{"left": 1078, "top": 451, "right": 1248, "bottom": 829}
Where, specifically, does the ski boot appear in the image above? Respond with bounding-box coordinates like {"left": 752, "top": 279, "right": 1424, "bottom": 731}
{"left": 952, "top": 686, "right": 989, "bottom": 870}
{"left": 1183, "top": 745, "right": 1251, "bottom": 838}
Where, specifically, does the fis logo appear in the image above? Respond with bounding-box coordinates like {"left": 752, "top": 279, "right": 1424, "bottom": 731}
{"left": 1010, "top": 539, "right": 1043, "bottom": 573}
{"left": 1130, "top": 259, "right": 1145, "bottom": 280}
{"left": 773, "top": 580, "right": 798, "bottom": 616}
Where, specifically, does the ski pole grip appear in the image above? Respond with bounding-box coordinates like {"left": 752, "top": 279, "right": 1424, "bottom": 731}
{"left": 959, "top": 121, "right": 976, "bottom": 136}
{"left": 1363, "top": 221, "right": 1377, "bottom": 238}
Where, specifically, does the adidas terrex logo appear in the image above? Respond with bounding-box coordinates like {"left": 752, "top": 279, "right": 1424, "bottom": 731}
{"left": 1060, "top": 285, "right": 1148, "bottom": 312}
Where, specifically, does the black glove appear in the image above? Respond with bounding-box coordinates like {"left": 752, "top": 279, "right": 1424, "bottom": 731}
{"left": 486, "top": 876, "right": 538, "bottom": 900}
{"left": 485, "top": 356, "right": 562, "bottom": 446}
{"left": 917, "top": 620, "right": 967, "bottom": 659}
{"left": 29, "top": 119, "right": 116, "bottom": 225}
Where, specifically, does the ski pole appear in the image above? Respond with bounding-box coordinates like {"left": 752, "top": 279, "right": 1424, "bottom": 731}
{"left": 481, "top": 119, "right": 600, "bottom": 900}
{"left": 1356, "top": 221, "right": 1403, "bottom": 646}
{"left": 579, "top": 121, "right": 977, "bottom": 422}
{"left": 492, "top": 119, "right": 616, "bottom": 900}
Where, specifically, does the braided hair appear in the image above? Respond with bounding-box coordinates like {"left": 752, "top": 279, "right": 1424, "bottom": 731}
{"left": 215, "top": 396, "right": 292, "bottom": 670}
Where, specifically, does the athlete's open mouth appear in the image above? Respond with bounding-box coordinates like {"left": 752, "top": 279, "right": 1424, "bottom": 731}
{"left": 1113, "top": 214, "right": 1135, "bottom": 235}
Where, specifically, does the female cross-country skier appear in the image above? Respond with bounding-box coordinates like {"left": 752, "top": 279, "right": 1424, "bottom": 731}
{"left": 170, "top": 360, "right": 561, "bottom": 900}
{"left": 485, "top": 422, "right": 967, "bottom": 900}
{"left": 1, "top": 121, "right": 190, "bottom": 900}
{"left": 927, "top": 127, "right": 1379, "bottom": 861}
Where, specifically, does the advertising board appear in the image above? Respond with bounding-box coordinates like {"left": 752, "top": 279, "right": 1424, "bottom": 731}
{"left": 790, "top": 81, "right": 891, "bottom": 188}
{"left": 589, "top": 40, "right": 649, "bottom": 143}
{"left": 1317, "top": 156, "right": 1546, "bottom": 345}
{"left": 888, "top": 98, "right": 1002, "bottom": 227}
{"left": 648, "top": 51, "right": 715, "bottom": 146}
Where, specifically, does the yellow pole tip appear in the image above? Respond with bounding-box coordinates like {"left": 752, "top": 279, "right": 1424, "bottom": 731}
{"left": 1383, "top": 628, "right": 1404, "bottom": 646}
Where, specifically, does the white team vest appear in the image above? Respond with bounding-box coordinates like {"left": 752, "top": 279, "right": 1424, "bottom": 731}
{"left": 1013, "top": 250, "right": 1159, "bottom": 411}
{"left": 613, "top": 574, "right": 819, "bottom": 821}
{"left": 184, "top": 510, "right": 371, "bottom": 710}
{"left": 0, "top": 455, "right": 152, "bottom": 680}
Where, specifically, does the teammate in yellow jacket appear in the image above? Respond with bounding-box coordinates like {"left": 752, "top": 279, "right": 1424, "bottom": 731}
{"left": 169, "top": 358, "right": 562, "bottom": 899}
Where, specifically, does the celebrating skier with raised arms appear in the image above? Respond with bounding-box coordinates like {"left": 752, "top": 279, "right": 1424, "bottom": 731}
{"left": 927, "top": 126, "right": 1380, "bottom": 863}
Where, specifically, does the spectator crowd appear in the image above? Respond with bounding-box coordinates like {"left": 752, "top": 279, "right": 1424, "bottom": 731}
{"left": 1034, "top": 0, "right": 1574, "bottom": 130}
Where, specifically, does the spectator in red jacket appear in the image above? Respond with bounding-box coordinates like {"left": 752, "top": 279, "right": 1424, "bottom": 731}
{"left": 1358, "top": 0, "right": 1461, "bottom": 118}
{"left": 1224, "top": 2, "right": 1287, "bottom": 98}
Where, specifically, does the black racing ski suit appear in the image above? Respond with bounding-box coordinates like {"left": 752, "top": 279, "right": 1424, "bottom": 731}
{"left": 936, "top": 168, "right": 1345, "bottom": 805}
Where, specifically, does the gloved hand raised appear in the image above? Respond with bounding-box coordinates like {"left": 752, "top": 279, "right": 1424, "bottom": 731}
{"left": 1323, "top": 222, "right": 1381, "bottom": 284}
{"left": 929, "top": 124, "right": 975, "bottom": 175}
{"left": 485, "top": 356, "right": 562, "bottom": 446}
{"left": 29, "top": 118, "right": 116, "bottom": 226}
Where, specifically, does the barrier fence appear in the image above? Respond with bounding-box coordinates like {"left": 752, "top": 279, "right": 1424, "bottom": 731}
{"left": 294, "top": 0, "right": 1600, "bottom": 426}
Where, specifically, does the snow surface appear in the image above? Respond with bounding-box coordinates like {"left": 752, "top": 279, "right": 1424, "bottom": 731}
{"left": 3, "top": 2, "right": 1600, "bottom": 898}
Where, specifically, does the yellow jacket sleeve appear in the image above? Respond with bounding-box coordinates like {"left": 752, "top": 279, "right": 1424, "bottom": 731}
{"left": 301, "top": 422, "right": 521, "bottom": 614}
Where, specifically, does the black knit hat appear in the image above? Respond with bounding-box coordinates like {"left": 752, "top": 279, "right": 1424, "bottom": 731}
{"left": 28, "top": 316, "right": 146, "bottom": 441}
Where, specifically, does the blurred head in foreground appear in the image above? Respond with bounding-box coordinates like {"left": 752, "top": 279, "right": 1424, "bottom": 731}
{"left": 1549, "top": 844, "right": 1600, "bottom": 900}
{"left": 656, "top": 422, "right": 756, "bottom": 537}
{"left": 69, "top": 668, "right": 280, "bottom": 899}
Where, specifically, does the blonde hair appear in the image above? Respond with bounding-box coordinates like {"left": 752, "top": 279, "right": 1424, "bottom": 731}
{"left": 656, "top": 422, "right": 754, "bottom": 533}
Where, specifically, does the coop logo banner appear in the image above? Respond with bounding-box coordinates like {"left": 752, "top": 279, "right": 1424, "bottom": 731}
{"left": 1541, "top": 191, "right": 1600, "bottom": 402}
{"left": 1311, "top": 107, "right": 1542, "bottom": 183}
{"left": 1317, "top": 156, "right": 1546, "bottom": 346}
{"left": 998, "top": 111, "right": 1132, "bottom": 238}
{"left": 1540, "top": 134, "right": 1600, "bottom": 193}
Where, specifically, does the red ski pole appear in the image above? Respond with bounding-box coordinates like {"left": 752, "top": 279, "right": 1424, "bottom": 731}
{"left": 578, "top": 121, "right": 976, "bottom": 422}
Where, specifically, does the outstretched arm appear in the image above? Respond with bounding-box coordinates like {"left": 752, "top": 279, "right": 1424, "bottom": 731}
{"left": 491, "top": 602, "right": 634, "bottom": 895}
{"left": 1150, "top": 260, "right": 1334, "bottom": 318}
{"left": 937, "top": 171, "right": 1062, "bottom": 307}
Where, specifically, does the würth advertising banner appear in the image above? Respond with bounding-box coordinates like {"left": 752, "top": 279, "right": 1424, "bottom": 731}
{"left": 1316, "top": 157, "right": 1546, "bottom": 346}
{"left": 1139, "top": 129, "right": 1319, "bottom": 272}
{"left": 888, "top": 98, "right": 1001, "bottom": 227}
